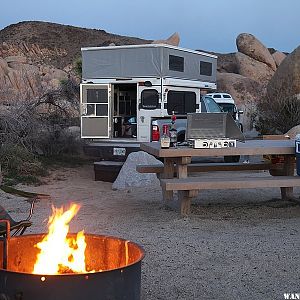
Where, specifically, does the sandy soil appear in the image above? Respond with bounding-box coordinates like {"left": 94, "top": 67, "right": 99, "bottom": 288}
{"left": 1, "top": 164, "right": 300, "bottom": 300}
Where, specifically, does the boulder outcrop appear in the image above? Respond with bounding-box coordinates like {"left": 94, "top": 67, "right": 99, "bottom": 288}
{"left": 272, "top": 51, "right": 286, "bottom": 67}
{"left": 217, "top": 53, "right": 239, "bottom": 74}
{"left": 217, "top": 72, "right": 263, "bottom": 105}
{"left": 152, "top": 32, "right": 180, "bottom": 46}
{"left": 235, "top": 52, "right": 274, "bottom": 86}
{"left": 267, "top": 45, "right": 300, "bottom": 98}
{"left": 0, "top": 54, "right": 68, "bottom": 102}
{"left": 236, "top": 33, "right": 277, "bottom": 71}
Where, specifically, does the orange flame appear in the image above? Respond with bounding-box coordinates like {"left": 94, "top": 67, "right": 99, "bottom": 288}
{"left": 33, "top": 203, "right": 89, "bottom": 275}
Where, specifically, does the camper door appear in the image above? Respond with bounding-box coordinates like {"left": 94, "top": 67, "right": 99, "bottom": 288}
{"left": 80, "top": 84, "right": 111, "bottom": 138}
{"left": 137, "top": 84, "right": 161, "bottom": 142}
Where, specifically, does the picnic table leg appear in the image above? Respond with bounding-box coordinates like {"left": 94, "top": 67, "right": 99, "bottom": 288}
{"left": 280, "top": 155, "right": 295, "bottom": 200}
{"left": 178, "top": 190, "right": 199, "bottom": 216}
{"left": 161, "top": 158, "right": 175, "bottom": 202}
{"left": 176, "top": 157, "right": 198, "bottom": 216}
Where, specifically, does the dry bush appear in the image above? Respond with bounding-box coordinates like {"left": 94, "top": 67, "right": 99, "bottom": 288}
{"left": 0, "top": 78, "right": 81, "bottom": 179}
{"left": 0, "top": 143, "right": 45, "bottom": 179}
{"left": 256, "top": 82, "right": 300, "bottom": 134}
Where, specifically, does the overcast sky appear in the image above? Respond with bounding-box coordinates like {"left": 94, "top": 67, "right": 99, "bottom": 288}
{"left": 1, "top": 0, "right": 299, "bottom": 53}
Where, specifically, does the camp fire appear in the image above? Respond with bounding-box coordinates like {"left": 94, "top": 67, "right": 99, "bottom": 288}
{"left": 33, "top": 203, "right": 92, "bottom": 275}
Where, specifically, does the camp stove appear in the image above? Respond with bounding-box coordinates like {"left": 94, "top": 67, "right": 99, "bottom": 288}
{"left": 188, "top": 138, "right": 237, "bottom": 149}
{"left": 185, "top": 113, "right": 245, "bottom": 148}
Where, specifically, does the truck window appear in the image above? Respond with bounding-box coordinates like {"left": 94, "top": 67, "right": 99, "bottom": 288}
{"left": 167, "top": 91, "right": 196, "bottom": 115}
{"left": 200, "top": 98, "right": 207, "bottom": 112}
{"left": 141, "top": 89, "right": 159, "bottom": 109}
{"left": 218, "top": 103, "right": 236, "bottom": 113}
{"left": 202, "top": 96, "right": 221, "bottom": 113}
{"left": 218, "top": 103, "right": 237, "bottom": 119}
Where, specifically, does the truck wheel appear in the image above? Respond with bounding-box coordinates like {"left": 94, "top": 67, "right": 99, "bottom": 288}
{"left": 224, "top": 155, "right": 240, "bottom": 163}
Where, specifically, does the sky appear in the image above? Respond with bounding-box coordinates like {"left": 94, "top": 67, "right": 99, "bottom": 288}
{"left": 1, "top": 0, "right": 299, "bottom": 54}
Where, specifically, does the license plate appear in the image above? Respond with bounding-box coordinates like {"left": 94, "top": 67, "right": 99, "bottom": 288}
{"left": 113, "top": 147, "right": 126, "bottom": 156}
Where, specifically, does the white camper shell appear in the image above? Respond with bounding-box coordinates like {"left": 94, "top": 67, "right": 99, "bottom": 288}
{"left": 80, "top": 44, "right": 217, "bottom": 144}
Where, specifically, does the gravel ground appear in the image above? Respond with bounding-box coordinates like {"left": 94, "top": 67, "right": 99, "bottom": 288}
{"left": 1, "top": 164, "right": 300, "bottom": 300}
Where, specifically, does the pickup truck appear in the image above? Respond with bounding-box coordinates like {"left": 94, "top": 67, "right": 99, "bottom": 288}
{"left": 84, "top": 95, "right": 241, "bottom": 163}
{"left": 151, "top": 95, "right": 222, "bottom": 143}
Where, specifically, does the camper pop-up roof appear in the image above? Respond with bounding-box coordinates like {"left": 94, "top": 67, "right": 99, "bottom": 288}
{"left": 81, "top": 44, "right": 217, "bottom": 83}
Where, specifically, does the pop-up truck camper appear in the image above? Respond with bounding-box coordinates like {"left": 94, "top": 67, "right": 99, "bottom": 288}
{"left": 80, "top": 44, "right": 218, "bottom": 164}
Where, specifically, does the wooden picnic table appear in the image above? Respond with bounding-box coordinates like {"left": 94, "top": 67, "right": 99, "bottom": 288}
{"left": 140, "top": 140, "right": 300, "bottom": 216}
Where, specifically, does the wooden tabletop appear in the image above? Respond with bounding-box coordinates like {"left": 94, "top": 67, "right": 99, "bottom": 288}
{"left": 140, "top": 139, "right": 296, "bottom": 158}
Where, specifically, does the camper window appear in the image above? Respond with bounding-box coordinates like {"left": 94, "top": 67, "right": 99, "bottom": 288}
{"left": 87, "top": 89, "right": 108, "bottom": 103}
{"left": 141, "top": 89, "right": 159, "bottom": 109}
{"left": 96, "top": 104, "right": 108, "bottom": 116}
{"left": 200, "top": 61, "right": 212, "bottom": 76}
{"left": 86, "top": 104, "right": 95, "bottom": 115}
{"left": 167, "top": 91, "right": 196, "bottom": 115}
{"left": 169, "top": 55, "right": 184, "bottom": 72}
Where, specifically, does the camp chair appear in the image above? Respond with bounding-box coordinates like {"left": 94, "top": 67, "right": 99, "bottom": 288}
{"left": 0, "top": 199, "right": 35, "bottom": 237}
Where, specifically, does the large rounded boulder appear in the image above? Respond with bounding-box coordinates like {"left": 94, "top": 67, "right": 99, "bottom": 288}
{"left": 272, "top": 51, "right": 286, "bottom": 67}
{"left": 267, "top": 45, "right": 300, "bottom": 98}
{"left": 152, "top": 32, "right": 180, "bottom": 46}
{"left": 236, "top": 33, "right": 277, "bottom": 71}
{"left": 235, "top": 52, "right": 274, "bottom": 86}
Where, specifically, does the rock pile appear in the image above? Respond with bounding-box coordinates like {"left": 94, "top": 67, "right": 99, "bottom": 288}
{"left": 217, "top": 33, "right": 289, "bottom": 131}
{"left": 0, "top": 51, "right": 68, "bottom": 102}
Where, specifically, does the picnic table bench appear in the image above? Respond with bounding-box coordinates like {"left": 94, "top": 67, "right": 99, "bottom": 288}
{"left": 136, "top": 161, "right": 277, "bottom": 176}
{"left": 138, "top": 140, "right": 300, "bottom": 216}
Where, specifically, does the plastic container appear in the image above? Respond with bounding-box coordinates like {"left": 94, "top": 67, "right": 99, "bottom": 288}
{"left": 160, "top": 124, "right": 170, "bottom": 148}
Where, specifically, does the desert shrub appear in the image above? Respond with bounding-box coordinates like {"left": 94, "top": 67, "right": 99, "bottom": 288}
{"left": 37, "top": 126, "right": 82, "bottom": 156}
{"left": 0, "top": 77, "right": 81, "bottom": 154}
{"left": 255, "top": 84, "right": 300, "bottom": 134}
{"left": 0, "top": 143, "right": 46, "bottom": 184}
{"left": 0, "top": 77, "right": 83, "bottom": 184}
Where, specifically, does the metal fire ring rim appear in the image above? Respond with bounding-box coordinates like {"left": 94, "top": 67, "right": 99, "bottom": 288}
{"left": 0, "top": 232, "right": 145, "bottom": 276}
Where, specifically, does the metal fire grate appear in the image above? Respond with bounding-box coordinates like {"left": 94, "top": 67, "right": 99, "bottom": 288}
{"left": 186, "top": 113, "right": 245, "bottom": 141}
{"left": 0, "top": 233, "right": 144, "bottom": 300}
